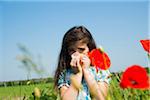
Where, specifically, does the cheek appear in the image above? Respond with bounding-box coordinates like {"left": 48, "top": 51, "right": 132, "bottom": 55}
{"left": 83, "top": 48, "right": 89, "bottom": 54}
{"left": 86, "top": 47, "right": 89, "bottom": 52}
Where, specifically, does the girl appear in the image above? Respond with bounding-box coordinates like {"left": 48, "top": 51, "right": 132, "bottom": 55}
{"left": 54, "top": 26, "right": 110, "bottom": 100}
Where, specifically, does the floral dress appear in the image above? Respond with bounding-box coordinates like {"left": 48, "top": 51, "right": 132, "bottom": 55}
{"left": 57, "top": 66, "right": 111, "bottom": 100}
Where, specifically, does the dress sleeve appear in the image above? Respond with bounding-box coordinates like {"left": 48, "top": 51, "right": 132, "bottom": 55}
{"left": 57, "top": 70, "right": 70, "bottom": 89}
{"left": 96, "top": 69, "right": 111, "bottom": 84}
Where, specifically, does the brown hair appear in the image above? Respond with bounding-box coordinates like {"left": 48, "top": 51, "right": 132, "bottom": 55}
{"left": 54, "top": 26, "right": 97, "bottom": 90}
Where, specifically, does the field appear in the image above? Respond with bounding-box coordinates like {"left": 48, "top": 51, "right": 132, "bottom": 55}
{"left": 0, "top": 82, "right": 56, "bottom": 100}
{"left": 0, "top": 74, "right": 149, "bottom": 100}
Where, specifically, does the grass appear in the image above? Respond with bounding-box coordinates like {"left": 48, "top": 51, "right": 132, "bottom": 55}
{"left": 0, "top": 74, "right": 149, "bottom": 100}
{"left": 107, "top": 75, "right": 150, "bottom": 100}
{"left": 0, "top": 83, "right": 54, "bottom": 99}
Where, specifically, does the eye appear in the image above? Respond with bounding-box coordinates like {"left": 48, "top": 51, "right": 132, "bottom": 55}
{"left": 78, "top": 48, "right": 85, "bottom": 52}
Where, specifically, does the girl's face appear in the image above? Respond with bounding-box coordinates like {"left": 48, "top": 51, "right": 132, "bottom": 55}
{"left": 74, "top": 42, "right": 89, "bottom": 55}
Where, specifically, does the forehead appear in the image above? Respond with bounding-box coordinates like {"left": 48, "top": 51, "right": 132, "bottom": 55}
{"left": 74, "top": 40, "right": 88, "bottom": 47}
{"left": 69, "top": 40, "right": 88, "bottom": 50}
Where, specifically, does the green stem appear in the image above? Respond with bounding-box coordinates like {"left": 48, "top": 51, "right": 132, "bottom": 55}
{"left": 147, "top": 53, "right": 150, "bottom": 68}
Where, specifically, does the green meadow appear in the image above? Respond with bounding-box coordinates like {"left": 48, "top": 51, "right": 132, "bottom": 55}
{"left": 0, "top": 83, "right": 54, "bottom": 99}
{"left": 0, "top": 74, "right": 149, "bottom": 100}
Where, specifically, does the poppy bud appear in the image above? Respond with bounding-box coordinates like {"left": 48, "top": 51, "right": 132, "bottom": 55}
{"left": 34, "top": 87, "right": 41, "bottom": 98}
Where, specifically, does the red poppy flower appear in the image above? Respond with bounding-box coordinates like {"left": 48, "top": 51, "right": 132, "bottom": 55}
{"left": 120, "top": 65, "right": 149, "bottom": 90}
{"left": 140, "top": 39, "right": 150, "bottom": 53}
{"left": 88, "top": 48, "right": 111, "bottom": 71}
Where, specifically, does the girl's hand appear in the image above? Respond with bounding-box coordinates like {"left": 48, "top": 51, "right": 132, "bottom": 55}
{"left": 80, "top": 54, "right": 91, "bottom": 69}
{"left": 70, "top": 52, "right": 82, "bottom": 74}
{"left": 70, "top": 52, "right": 83, "bottom": 90}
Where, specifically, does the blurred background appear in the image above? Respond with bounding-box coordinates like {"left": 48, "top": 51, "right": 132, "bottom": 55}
{"left": 0, "top": 0, "right": 149, "bottom": 82}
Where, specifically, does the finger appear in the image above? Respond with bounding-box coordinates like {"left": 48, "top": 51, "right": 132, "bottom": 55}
{"left": 81, "top": 55, "right": 88, "bottom": 61}
{"left": 71, "top": 56, "right": 81, "bottom": 67}
{"left": 71, "top": 52, "right": 80, "bottom": 58}
{"left": 70, "top": 60, "right": 74, "bottom": 67}
{"left": 80, "top": 55, "right": 91, "bottom": 68}
{"left": 70, "top": 59, "right": 77, "bottom": 67}
{"left": 76, "top": 58, "right": 82, "bottom": 72}
{"left": 70, "top": 57, "right": 76, "bottom": 66}
{"left": 81, "top": 57, "right": 90, "bottom": 63}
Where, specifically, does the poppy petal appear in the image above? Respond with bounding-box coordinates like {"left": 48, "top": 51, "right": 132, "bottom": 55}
{"left": 140, "top": 39, "right": 150, "bottom": 53}
{"left": 88, "top": 48, "right": 111, "bottom": 71}
{"left": 120, "top": 65, "right": 149, "bottom": 90}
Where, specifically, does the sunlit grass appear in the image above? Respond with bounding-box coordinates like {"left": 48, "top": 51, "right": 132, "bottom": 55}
{"left": 0, "top": 73, "right": 149, "bottom": 99}
{"left": 107, "top": 74, "right": 150, "bottom": 100}
{"left": 0, "top": 83, "right": 53, "bottom": 99}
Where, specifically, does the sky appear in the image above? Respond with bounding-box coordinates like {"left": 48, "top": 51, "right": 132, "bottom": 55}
{"left": 0, "top": 0, "right": 149, "bottom": 82}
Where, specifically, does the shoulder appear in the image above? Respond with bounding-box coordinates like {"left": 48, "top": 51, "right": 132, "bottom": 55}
{"left": 58, "top": 68, "right": 72, "bottom": 78}
{"left": 57, "top": 68, "right": 73, "bottom": 89}
{"left": 88, "top": 66, "right": 97, "bottom": 73}
{"left": 88, "top": 66, "right": 111, "bottom": 84}
{"left": 97, "top": 69, "right": 110, "bottom": 76}
{"left": 97, "top": 69, "right": 111, "bottom": 84}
